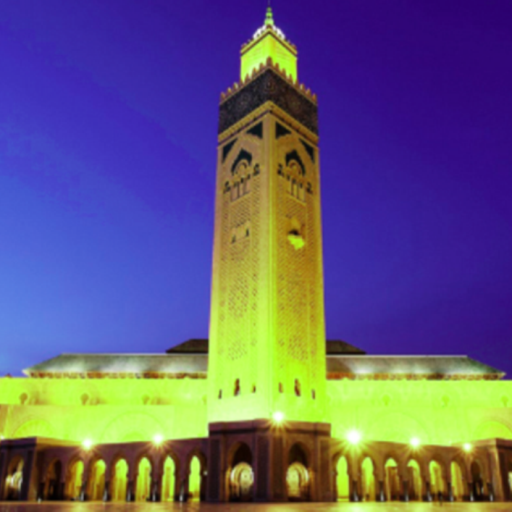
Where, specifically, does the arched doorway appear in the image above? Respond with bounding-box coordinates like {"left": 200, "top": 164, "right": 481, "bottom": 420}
{"left": 384, "top": 458, "right": 400, "bottom": 501}
{"left": 286, "top": 444, "right": 310, "bottom": 501}
{"left": 336, "top": 455, "right": 349, "bottom": 501}
{"left": 87, "top": 459, "right": 106, "bottom": 501}
{"left": 44, "top": 460, "right": 62, "bottom": 500}
{"left": 65, "top": 460, "right": 84, "bottom": 500}
{"left": 451, "top": 461, "right": 465, "bottom": 501}
{"left": 471, "top": 460, "right": 485, "bottom": 501}
{"left": 429, "top": 460, "right": 446, "bottom": 499}
{"left": 229, "top": 443, "right": 253, "bottom": 501}
{"left": 3, "top": 457, "right": 24, "bottom": 500}
{"left": 188, "top": 456, "right": 201, "bottom": 502}
{"left": 161, "top": 456, "right": 176, "bottom": 502}
{"left": 407, "top": 459, "right": 422, "bottom": 501}
{"left": 135, "top": 457, "right": 151, "bottom": 502}
{"left": 111, "top": 459, "right": 128, "bottom": 502}
{"left": 361, "top": 456, "right": 376, "bottom": 501}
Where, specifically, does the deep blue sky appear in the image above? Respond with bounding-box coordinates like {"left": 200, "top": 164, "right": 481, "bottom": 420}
{"left": 1, "top": 1, "right": 511, "bottom": 376}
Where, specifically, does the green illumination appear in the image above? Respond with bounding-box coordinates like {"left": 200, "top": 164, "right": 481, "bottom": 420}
{"left": 240, "top": 7, "right": 297, "bottom": 81}
{"left": 265, "top": 6, "right": 274, "bottom": 26}
{"left": 347, "top": 429, "right": 362, "bottom": 445}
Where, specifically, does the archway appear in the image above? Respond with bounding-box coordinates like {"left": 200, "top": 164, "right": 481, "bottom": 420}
{"left": 429, "top": 460, "right": 446, "bottom": 499}
{"left": 384, "top": 458, "right": 400, "bottom": 501}
{"left": 286, "top": 444, "right": 309, "bottom": 501}
{"left": 229, "top": 443, "right": 253, "bottom": 501}
{"left": 451, "top": 461, "right": 465, "bottom": 501}
{"left": 161, "top": 456, "right": 176, "bottom": 502}
{"left": 407, "top": 459, "right": 422, "bottom": 501}
{"left": 44, "top": 460, "right": 62, "bottom": 500}
{"left": 135, "top": 457, "right": 151, "bottom": 502}
{"left": 336, "top": 455, "right": 349, "bottom": 501}
{"left": 188, "top": 456, "right": 201, "bottom": 501}
{"left": 3, "top": 457, "right": 24, "bottom": 500}
{"left": 87, "top": 459, "right": 106, "bottom": 501}
{"left": 111, "top": 459, "right": 128, "bottom": 502}
{"left": 471, "top": 460, "right": 485, "bottom": 501}
{"left": 361, "top": 456, "right": 376, "bottom": 501}
{"left": 65, "top": 460, "right": 84, "bottom": 500}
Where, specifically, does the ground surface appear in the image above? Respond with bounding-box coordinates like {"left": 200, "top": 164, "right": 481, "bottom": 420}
{"left": 0, "top": 503, "right": 511, "bottom": 511}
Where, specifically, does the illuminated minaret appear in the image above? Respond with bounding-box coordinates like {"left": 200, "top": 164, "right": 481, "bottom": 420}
{"left": 208, "top": 7, "right": 326, "bottom": 426}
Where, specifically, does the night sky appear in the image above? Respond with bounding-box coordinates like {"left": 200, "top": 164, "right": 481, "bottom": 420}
{"left": 1, "top": 1, "right": 511, "bottom": 377}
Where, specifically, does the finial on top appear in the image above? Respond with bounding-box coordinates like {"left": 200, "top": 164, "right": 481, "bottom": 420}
{"left": 265, "top": 5, "right": 274, "bottom": 26}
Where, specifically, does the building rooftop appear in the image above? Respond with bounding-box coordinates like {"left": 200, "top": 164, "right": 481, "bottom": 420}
{"left": 327, "top": 355, "right": 504, "bottom": 380}
{"left": 23, "top": 340, "right": 504, "bottom": 380}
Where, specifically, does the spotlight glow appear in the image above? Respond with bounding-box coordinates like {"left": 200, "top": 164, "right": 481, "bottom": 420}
{"left": 410, "top": 437, "right": 421, "bottom": 448}
{"left": 463, "top": 443, "right": 472, "bottom": 452}
{"left": 82, "top": 439, "right": 93, "bottom": 450}
{"left": 153, "top": 434, "right": 163, "bottom": 445}
{"left": 273, "top": 411, "right": 285, "bottom": 423}
{"left": 347, "top": 430, "right": 362, "bottom": 445}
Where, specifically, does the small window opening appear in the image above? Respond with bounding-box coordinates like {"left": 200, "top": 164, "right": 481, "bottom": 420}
{"left": 312, "top": 390, "right": 316, "bottom": 400}
{"left": 278, "top": 382, "right": 284, "bottom": 393}
{"left": 252, "top": 384, "right": 256, "bottom": 393}
{"left": 234, "top": 379, "right": 241, "bottom": 396}
{"left": 294, "top": 379, "right": 301, "bottom": 397}
{"left": 218, "top": 389, "right": 222, "bottom": 399}
{"left": 246, "top": 228, "right": 250, "bottom": 237}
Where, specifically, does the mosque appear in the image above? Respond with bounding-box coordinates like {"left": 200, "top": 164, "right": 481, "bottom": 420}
{"left": 1, "top": 7, "right": 512, "bottom": 504}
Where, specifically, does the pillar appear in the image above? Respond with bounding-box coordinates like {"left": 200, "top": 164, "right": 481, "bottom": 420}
{"left": 150, "top": 472, "right": 162, "bottom": 502}
{"left": 378, "top": 480, "right": 385, "bottom": 502}
{"left": 402, "top": 480, "right": 409, "bottom": 502}
{"left": 425, "top": 481, "right": 431, "bottom": 502}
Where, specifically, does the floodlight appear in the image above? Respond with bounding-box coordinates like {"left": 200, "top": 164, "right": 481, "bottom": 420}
{"left": 347, "top": 430, "right": 362, "bottom": 445}
{"left": 273, "top": 411, "right": 285, "bottom": 423}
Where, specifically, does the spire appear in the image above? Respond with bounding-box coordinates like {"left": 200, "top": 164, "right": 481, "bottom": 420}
{"left": 264, "top": 5, "right": 274, "bottom": 26}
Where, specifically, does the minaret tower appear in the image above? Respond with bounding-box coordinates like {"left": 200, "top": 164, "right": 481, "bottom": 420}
{"left": 207, "top": 10, "right": 332, "bottom": 501}
{"left": 208, "top": 7, "right": 326, "bottom": 424}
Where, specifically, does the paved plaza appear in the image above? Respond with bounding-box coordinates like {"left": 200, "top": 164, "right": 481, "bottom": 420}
{"left": 1, "top": 503, "right": 512, "bottom": 512}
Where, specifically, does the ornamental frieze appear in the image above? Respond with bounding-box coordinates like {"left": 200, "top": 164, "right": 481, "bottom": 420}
{"left": 219, "top": 69, "right": 318, "bottom": 135}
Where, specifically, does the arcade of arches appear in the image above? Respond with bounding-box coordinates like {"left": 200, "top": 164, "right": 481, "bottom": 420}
{"left": 332, "top": 445, "right": 502, "bottom": 503}
{"left": 2, "top": 435, "right": 512, "bottom": 502}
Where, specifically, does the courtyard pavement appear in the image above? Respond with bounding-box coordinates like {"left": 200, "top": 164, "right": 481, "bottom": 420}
{"left": 0, "top": 503, "right": 512, "bottom": 512}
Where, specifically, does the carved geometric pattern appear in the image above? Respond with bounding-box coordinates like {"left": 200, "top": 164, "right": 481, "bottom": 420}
{"left": 219, "top": 69, "right": 318, "bottom": 134}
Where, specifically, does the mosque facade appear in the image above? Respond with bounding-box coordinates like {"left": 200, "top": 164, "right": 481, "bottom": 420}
{"left": 1, "top": 8, "right": 512, "bottom": 504}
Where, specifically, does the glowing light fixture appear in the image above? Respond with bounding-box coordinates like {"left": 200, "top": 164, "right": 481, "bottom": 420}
{"left": 153, "top": 434, "right": 164, "bottom": 445}
{"left": 463, "top": 443, "right": 472, "bottom": 452}
{"left": 272, "top": 411, "right": 285, "bottom": 423}
{"left": 410, "top": 437, "right": 421, "bottom": 448}
{"left": 82, "top": 439, "right": 93, "bottom": 450}
{"left": 347, "top": 430, "right": 362, "bottom": 445}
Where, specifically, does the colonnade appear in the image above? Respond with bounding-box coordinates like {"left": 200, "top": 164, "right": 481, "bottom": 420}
{"left": 33, "top": 450, "right": 206, "bottom": 503}
{"left": 334, "top": 448, "right": 492, "bottom": 502}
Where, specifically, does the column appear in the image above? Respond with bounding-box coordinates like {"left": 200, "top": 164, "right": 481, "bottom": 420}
{"left": 402, "top": 480, "right": 409, "bottom": 502}
{"left": 378, "top": 480, "right": 385, "bottom": 502}
{"left": 150, "top": 472, "right": 162, "bottom": 502}
{"left": 424, "top": 481, "right": 431, "bottom": 502}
